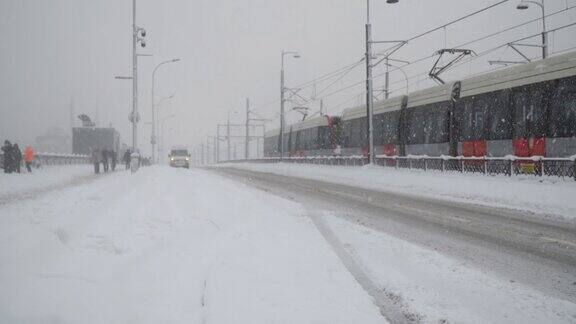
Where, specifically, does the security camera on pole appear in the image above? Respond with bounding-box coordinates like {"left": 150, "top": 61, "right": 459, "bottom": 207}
{"left": 128, "top": 0, "right": 147, "bottom": 173}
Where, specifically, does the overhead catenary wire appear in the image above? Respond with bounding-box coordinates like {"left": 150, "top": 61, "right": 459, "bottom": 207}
{"left": 386, "top": 22, "right": 576, "bottom": 95}
{"left": 375, "top": 0, "right": 511, "bottom": 55}
{"left": 408, "top": 0, "right": 511, "bottom": 43}
{"left": 306, "top": 20, "right": 576, "bottom": 115}
{"left": 255, "top": 1, "right": 576, "bottom": 123}
{"left": 299, "top": 1, "right": 520, "bottom": 109}
{"left": 253, "top": 0, "right": 513, "bottom": 115}
{"left": 364, "top": 10, "right": 576, "bottom": 99}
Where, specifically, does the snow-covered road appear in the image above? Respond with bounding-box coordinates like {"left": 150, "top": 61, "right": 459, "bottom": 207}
{"left": 214, "top": 166, "right": 576, "bottom": 323}
{"left": 223, "top": 162, "right": 576, "bottom": 220}
{"left": 0, "top": 166, "right": 384, "bottom": 323}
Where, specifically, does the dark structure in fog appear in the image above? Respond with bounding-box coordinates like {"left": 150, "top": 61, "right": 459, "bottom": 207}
{"left": 72, "top": 127, "right": 120, "bottom": 155}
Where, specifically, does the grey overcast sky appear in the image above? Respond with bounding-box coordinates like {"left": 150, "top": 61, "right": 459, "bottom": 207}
{"left": 1, "top": 0, "right": 575, "bottom": 156}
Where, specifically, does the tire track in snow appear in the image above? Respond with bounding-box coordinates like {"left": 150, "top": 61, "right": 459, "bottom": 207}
{"left": 200, "top": 278, "right": 209, "bottom": 324}
{"left": 307, "top": 209, "right": 420, "bottom": 324}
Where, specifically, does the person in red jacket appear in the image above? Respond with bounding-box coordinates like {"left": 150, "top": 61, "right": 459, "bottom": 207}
{"left": 24, "top": 146, "right": 34, "bottom": 173}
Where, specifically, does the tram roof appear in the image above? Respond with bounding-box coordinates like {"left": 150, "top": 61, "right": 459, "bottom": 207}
{"left": 289, "top": 116, "right": 330, "bottom": 132}
{"left": 342, "top": 95, "right": 407, "bottom": 121}
{"left": 264, "top": 116, "right": 330, "bottom": 137}
{"left": 264, "top": 128, "right": 280, "bottom": 137}
{"left": 460, "top": 51, "right": 576, "bottom": 98}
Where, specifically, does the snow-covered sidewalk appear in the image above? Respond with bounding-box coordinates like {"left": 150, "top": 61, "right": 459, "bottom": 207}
{"left": 0, "top": 166, "right": 383, "bottom": 323}
{"left": 0, "top": 164, "right": 95, "bottom": 198}
{"left": 223, "top": 163, "right": 576, "bottom": 220}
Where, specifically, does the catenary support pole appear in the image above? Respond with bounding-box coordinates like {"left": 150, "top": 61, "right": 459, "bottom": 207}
{"left": 280, "top": 55, "right": 285, "bottom": 160}
{"left": 131, "top": 0, "right": 138, "bottom": 153}
{"left": 213, "top": 136, "right": 217, "bottom": 164}
{"left": 245, "top": 98, "right": 250, "bottom": 160}
{"left": 227, "top": 113, "right": 231, "bottom": 161}
{"left": 216, "top": 126, "right": 220, "bottom": 163}
{"left": 365, "top": 0, "right": 375, "bottom": 165}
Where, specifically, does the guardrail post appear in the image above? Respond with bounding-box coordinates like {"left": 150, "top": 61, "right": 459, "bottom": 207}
{"left": 510, "top": 160, "right": 514, "bottom": 177}
{"left": 484, "top": 159, "right": 487, "bottom": 174}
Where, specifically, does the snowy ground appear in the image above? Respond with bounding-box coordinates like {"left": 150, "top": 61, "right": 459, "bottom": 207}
{"left": 0, "top": 166, "right": 383, "bottom": 324}
{"left": 320, "top": 213, "right": 576, "bottom": 323}
{"left": 2, "top": 165, "right": 575, "bottom": 323}
{"left": 223, "top": 163, "right": 576, "bottom": 220}
{"left": 0, "top": 164, "right": 94, "bottom": 198}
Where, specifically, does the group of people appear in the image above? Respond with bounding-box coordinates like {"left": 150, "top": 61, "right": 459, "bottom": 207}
{"left": 1, "top": 140, "right": 34, "bottom": 173}
{"left": 91, "top": 148, "right": 118, "bottom": 174}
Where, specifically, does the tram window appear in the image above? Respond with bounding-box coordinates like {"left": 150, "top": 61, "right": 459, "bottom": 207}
{"left": 311, "top": 128, "right": 319, "bottom": 150}
{"left": 406, "top": 108, "right": 424, "bottom": 144}
{"left": 423, "top": 110, "right": 433, "bottom": 144}
{"left": 302, "top": 129, "right": 309, "bottom": 150}
{"left": 485, "top": 90, "right": 512, "bottom": 140}
{"left": 317, "top": 127, "right": 328, "bottom": 149}
{"left": 474, "top": 110, "right": 485, "bottom": 139}
{"left": 342, "top": 121, "right": 354, "bottom": 147}
{"left": 373, "top": 114, "right": 385, "bottom": 146}
{"left": 347, "top": 117, "right": 367, "bottom": 148}
{"left": 357, "top": 118, "right": 368, "bottom": 147}
{"left": 342, "top": 122, "right": 350, "bottom": 147}
{"left": 512, "top": 84, "right": 546, "bottom": 138}
{"left": 434, "top": 103, "right": 449, "bottom": 143}
{"left": 459, "top": 96, "right": 475, "bottom": 141}
{"left": 382, "top": 111, "right": 399, "bottom": 144}
{"left": 324, "top": 126, "right": 332, "bottom": 149}
{"left": 284, "top": 133, "right": 290, "bottom": 152}
{"left": 550, "top": 77, "right": 576, "bottom": 138}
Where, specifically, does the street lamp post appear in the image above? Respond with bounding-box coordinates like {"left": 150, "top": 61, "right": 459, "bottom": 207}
{"left": 365, "top": 0, "right": 399, "bottom": 165}
{"left": 280, "top": 50, "right": 300, "bottom": 160}
{"left": 130, "top": 0, "right": 147, "bottom": 162}
{"left": 160, "top": 114, "right": 176, "bottom": 163}
{"left": 151, "top": 58, "right": 180, "bottom": 164}
{"left": 155, "top": 94, "right": 175, "bottom": 160}
{"left": 517, "top": 0, "right": 547, "bottom": 59}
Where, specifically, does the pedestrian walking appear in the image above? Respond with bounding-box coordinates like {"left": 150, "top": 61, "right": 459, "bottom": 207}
{"left": 24, "top": 146, "right": 34, "bottom": 173}
{"left": 111, "top": 151, "right": 117, "bottom": 171}
{"left": 91, "top": 148, "right": 102, "bottom": 174}
{"left": 2, "top": 140, "right": 13, "bottom": 173}
{"left": 102, "top": 149, "right": 109, "bottom": 173}
{"left": 13, "top": 143, "right": 22, "bottom": 173}
{"left": 123, "top": 150, "right": 131, "bottom": 170}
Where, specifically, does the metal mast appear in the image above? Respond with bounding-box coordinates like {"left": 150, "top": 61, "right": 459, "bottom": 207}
{"left": 131, "top": 0, "right": 138, "bottom": 152}
{"left": 365, "top": 0, "right": 375, "bottom": 164}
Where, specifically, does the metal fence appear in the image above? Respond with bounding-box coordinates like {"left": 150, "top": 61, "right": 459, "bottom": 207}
{"left": 1, "top": 152, "right": 91, "bottom": 169}
{"left": 222, "top": 155, "right": 576, "bottom": 180}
